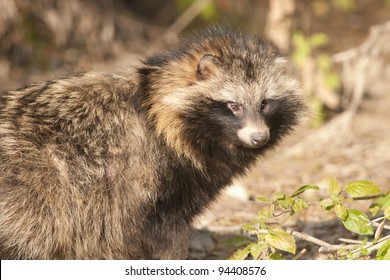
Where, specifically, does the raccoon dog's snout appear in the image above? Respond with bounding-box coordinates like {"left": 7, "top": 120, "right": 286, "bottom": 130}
{"left": 250, "top": 131, "right": 269, "bottom": 148}
{"left": 237, "top": 123, "right": 270, "bottom": 148}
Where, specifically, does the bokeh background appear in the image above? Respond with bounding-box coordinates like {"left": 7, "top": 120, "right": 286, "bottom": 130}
{"left": 1, "top": 0, "right": 389, "bottom": 259}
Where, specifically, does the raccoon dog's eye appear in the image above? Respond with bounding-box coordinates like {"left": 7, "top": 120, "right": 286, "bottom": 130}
{"left": 260, "top": 99, "right": 268, "bottom": 111}
{"left": 227, "top": 102, "right": 242, "bottom": 116}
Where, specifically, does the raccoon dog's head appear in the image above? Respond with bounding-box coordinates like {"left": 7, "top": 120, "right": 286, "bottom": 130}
{"left": 140, "top": 26, "right": 308, "bottom": 169}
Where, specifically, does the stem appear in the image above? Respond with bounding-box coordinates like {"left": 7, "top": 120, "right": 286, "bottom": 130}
{"left": 351, "top": 193, "right": 385, "bottom": 200}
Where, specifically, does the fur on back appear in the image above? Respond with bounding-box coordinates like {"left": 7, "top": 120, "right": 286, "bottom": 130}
{"left": 0, "top": 26, "right": 307, "bottom": 259}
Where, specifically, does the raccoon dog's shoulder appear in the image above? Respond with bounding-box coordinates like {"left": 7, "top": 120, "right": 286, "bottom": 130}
{"left": 137, "top": 25, "right": 307, "bottom": 171}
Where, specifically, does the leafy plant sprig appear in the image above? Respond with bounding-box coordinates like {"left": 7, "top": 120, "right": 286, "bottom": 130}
{"left": 229, "top": 178, "right": 390, "bottom": 260}
{"left": 228, "top": 185, "right": 319, "bottom": 260}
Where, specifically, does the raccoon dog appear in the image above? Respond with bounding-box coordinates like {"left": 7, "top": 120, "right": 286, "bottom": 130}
{"left": 0, "top": 26, "right": 307, "bottom": 259}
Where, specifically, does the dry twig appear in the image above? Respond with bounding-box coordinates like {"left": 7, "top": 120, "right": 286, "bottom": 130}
{"left": 287, "top": 228, "right": 390, "bottom": 258}
{"left": 333, "top": 20, "right": 390, "bottom": 117}
{"left": 292, "top": 248, "right": 307, "bottom": 260}
{"left": 286, "top": 20, "right": 390, "bottom": 156}
{"left": 149, "top": 0, "right": 213, "bottom": 52}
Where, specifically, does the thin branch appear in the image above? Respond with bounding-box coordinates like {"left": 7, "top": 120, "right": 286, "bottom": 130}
{"left": 351, "top": 193, "right": 385, "bottom": 200}
{"left": 286, "top": 229, "right": 390, "bottom": 257}
{"left": 244, "top": 225, "right": 389, "bottom": 259}
{"left": 372, "top": 222, "right": 390, "bottom": 231}
{"left": 338, "top": 238, "right": 364, "bottom": 244}
{"left": 372, "top": 216, "right": 390, "bottom": 231}
{"left": 286, "top": 230, "right": 332, "bottom": 248}
{"left": 372, "top": 216, "right": 386, "bottom": 223}
{"left": 347, "top": 235, "right": 390, "bottom": 259}
{"left": 292, "top": 248, "right": 307, "bottom": 260}
{"left": 148, "top": 0, "right": 213, "bottom": 52}
{"left": 284, "top": 230, "right": 355, "bottom": 253}
{"left": 333, "top": 20, "right": 390, "bottom": 62}
{"left": 375, "top": 218, "right": 387, "bottom": 240}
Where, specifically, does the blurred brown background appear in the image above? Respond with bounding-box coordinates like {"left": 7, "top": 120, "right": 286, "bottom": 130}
{"left": 1, "top": 0, "right": 389, "bottom": 86}
{"left": 1, "top": 0, "right": 389, "bottom": 259}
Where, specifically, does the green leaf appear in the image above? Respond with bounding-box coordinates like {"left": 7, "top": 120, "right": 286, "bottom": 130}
{"left": 292, "top": 198, "right": 309, "bottom": 213}
{"left": 334, "top": 204, "right": 349, "bottom": 220}
{"left": 308, "top": 33, "right": 329, "bottom": 48}
{"left": 385, "top": 207, "right": 390, "bottom": 219}
{"left": 269, "top": 253, "right": 284, "bottom": 260}
{"left": 241, "top": 222, "right": 257, "bottom": 232}
{"left": 256, "top": 196, "right": 271, "bottom": 202}
{"left": 258, "top": 209, "right": 271, "bottom": 220}
{"left": 292, "top": 32, "right": 311, "bottom": 66}
{"left": 342, "top": 209, "right": 374, "bottom": 235}
{"left": 332, "top": 0, "right": 356, "bottom": 12}
{"left": 376, "top": 240, "right": 390, "bottom": 260}
{"left": 325, "top": 71, "right": 341, "bottom": 91}
{"left": 369, "top": 203, "right": 381, "bottom": 217}
{"left": 273, "top": 192, "right": 285, "bottom": 201}
{"left": 369, "top": 194, "right": 390, "bottom": 217}
{"left": 311, "top": 97, "right": 325, "bottom": 128}
{"left": 264, "top": 229, "right": 296, "bottom": 254}
{"left": 329, "top": 177, "right": 341, "bottom": 199}
{"left": 291, "top": 185, "right": 320, "bottom": 197}
{"left": 372, "top": 193, "right": 390, "bottom": 207}
{"left": 228, "top": 243, "right": 252, "bottom": 260}
{"left": 177, "top": 0, "right": 216, "bottom": 20}
{"left": 200, "top": 2, "right": 217, "bottom": 20}
{"left": 346, "top": 251, "right": 353, "bottom": 260}
{"left": 176, "top": 0, "right": 193, "bottom": 10}
{"left": 316, "top": 54, "right": 332, "bottom": 71}
{"left": 345, "top": 181, "right": 381, "bottom": 197}
{"left": 226, "top": 236, "right": 251, "bottom": 247}
{"left": 292, "top": 32, "right": 306, "bottom": 48}
{"left": 320, "top": 198, "right": 335, "bottom": 210}
{"left": 276, "top": 195, "right": 294, "bottom": 210}
{"left": 250, "top": 242, "right": 267, "bottom": 260}
{"left": 360, "top": 247, "right": 369, "bottom": 256}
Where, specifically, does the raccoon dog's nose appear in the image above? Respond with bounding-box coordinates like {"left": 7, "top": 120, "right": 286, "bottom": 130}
{"left": 250, "top": 132, "right": 269, "bottom": 148}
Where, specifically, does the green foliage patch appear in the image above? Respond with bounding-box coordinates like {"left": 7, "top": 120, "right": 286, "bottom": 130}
{"left": 229, "top": 178, "right": 390, "bottom": 260}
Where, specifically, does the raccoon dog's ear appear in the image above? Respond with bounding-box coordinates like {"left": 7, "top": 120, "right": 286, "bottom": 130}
{"left": 197, "top": 54, "right": 222, "bottom": 80}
